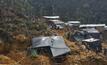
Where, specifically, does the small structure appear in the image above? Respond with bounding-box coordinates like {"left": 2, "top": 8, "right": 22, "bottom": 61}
{"left": 79, "top": 24, "right": 106, "bottom": 32}
{"left": 48, "top": 20, "right": 65, "bottom": 29}
{"left": 82, "top": 28, "right": 101, "bottom": 39}
{"left": 71, "top": 28, "right": 101, "bottom": 42}
{"left": 30, "top": 36, "right": 70, "bottom": 57}
{"left": 71, "top": 31, "right": 86, "bottom": 42}
{"left": 82, "top": 38, "right": 102, "bottom": 52}
{"left": 65, "top": 21, "right": 81, "bottom": 31}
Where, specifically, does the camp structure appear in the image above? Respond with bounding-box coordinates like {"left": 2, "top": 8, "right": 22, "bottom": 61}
{"left": 81, "top": 28, "right": 101, "bottom": 39}
{"left": 79, "top": 24, "right": 106, "bottom": 32}
{"left": 82, "top": 38, "right": 102, "bottom": 52}
{"left": 48, "top": 20, "right": 65, "bottom": 29}
{"left": 71, "top": 28, "right": 101, "bottom": 42}
{"left": 30, "top": 36, "right": 70, "bottom": 58}
{"left": 71, "top": 31, "right": 86, "bottom": 42}
{"left": 65, "top": 21, "right": 80, "bottom": 31}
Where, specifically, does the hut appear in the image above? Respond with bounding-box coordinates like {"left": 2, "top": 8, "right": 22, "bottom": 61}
{"left": 29, "top": 36, "right": 71, "bottom": 58}
{"left": 82, "top": 38, "right": 102, "bottom": 53}
{"left": 79, "top": 24, "right": 106, "bottom": 32}
{"left": 65, "top": 21, "right": 80, "bottom": 31}
{"left": 82, "top": 28, "right": 101, "bottom": 39}
{"left": 71, "top": 28, "right": 101, "bottom": 42}
{"left": 71, "top": 31, "right": 86, "bottom": 42}
{"left": 48, "top": 20, "right": 65, "bottom": 29}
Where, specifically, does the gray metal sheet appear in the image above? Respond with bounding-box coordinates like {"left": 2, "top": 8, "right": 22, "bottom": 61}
{"left": 51, "top": 47, "right": 70, "bottom": 57}
{"left": 82, "top": 28, "right": 99, "bottom": 33}
{"left": 32, "top": 36, "right": 71, "bottom": 57}
{"left": 32, "top": 37, "right": 51, "bottom": 48}
{"left": 50, "top": 36, "right": 68, "bottom": 48}
{"left": 50, "top": 36, "right": 70, "bottom": 57}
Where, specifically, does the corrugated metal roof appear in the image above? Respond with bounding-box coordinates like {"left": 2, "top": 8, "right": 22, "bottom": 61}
{"left": 50, "top": 36, "right": 70, "bottom": 57}
{"left": 32, "top": 36, "right": 70, "bottom": 57}
{"left": 43, "top": 16, "right": 60, "bottom": 19}
{"left": 50, "top": 36, "right": 67, "bottom": 48}
{"left": 67, "top": 21, "right": 80, "bottom": 24}
{"left": 50, "top": 47, "right": 70, "bottom": 57}
{"left": 82, "top": 28, "right": 99, "bottom": 33}
{"left": 79, "top": 24, "right": 106, "bottom": 28}
{"left": 32, "top": 37, "right": 51, "bottom": 48}
{"left": 49, "top": 20, "right": 64, "bottom": 24}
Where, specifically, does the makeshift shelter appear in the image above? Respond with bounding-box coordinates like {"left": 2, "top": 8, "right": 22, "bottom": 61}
{"left": 31, "top": 36, "right": 70, "bottom": 57}
{"left": 48, "top": 20, "right": 65, "bottom": 29}
{"left": 66, "top": 21, "right": 80, "bottom": 31}
{"left": 71, "top": 28, "right": 101, "bottom": 42}
{"left": 79, "top": 24, "right": 106, "bottom": 32}
{"left": 71, "top": 31, "right": 86, "bottom": 42}
{"left": 82, "top": 28, "right": 101, "bottom": 39}
{"left": 82, "top": 38, "right": 102, "bottom": 52}
{"left": 27, "top": 48, "right": 38, "bottom": 58}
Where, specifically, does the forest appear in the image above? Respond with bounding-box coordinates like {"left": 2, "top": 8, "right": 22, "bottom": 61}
{"left": 0, "top": 0, "right": 107, "bottom": 24}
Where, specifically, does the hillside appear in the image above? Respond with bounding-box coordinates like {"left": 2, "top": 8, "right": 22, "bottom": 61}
{"left": 0, "top": 1, "right": 107, "bottom": 65}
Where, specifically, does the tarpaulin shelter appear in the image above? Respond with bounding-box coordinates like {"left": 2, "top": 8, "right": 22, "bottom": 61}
{"left": 71, "top": 28, "right": 101, "bottom": 42}
{"left": 31, "top": 36, "right": 70, "bottom": 57}
{"left": 27, "top": 48, "right": 38, "bottom": 57}
{"left": 66, "top": 21, "right": 81, "bottom": 31}
{"left": 82, "top": 28, "right": 101, "bottom": 39}
{"left": 48, "top": 20, "right": 65, "bottom": 29}
{"left": 71, "top": 31, "right": 87, "bottom": 42}
{"left": 79, "top": 24, "right": 106, "bottom": 32}
{"left": 82, "top": 38, "right": 102, "bottom": 52}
